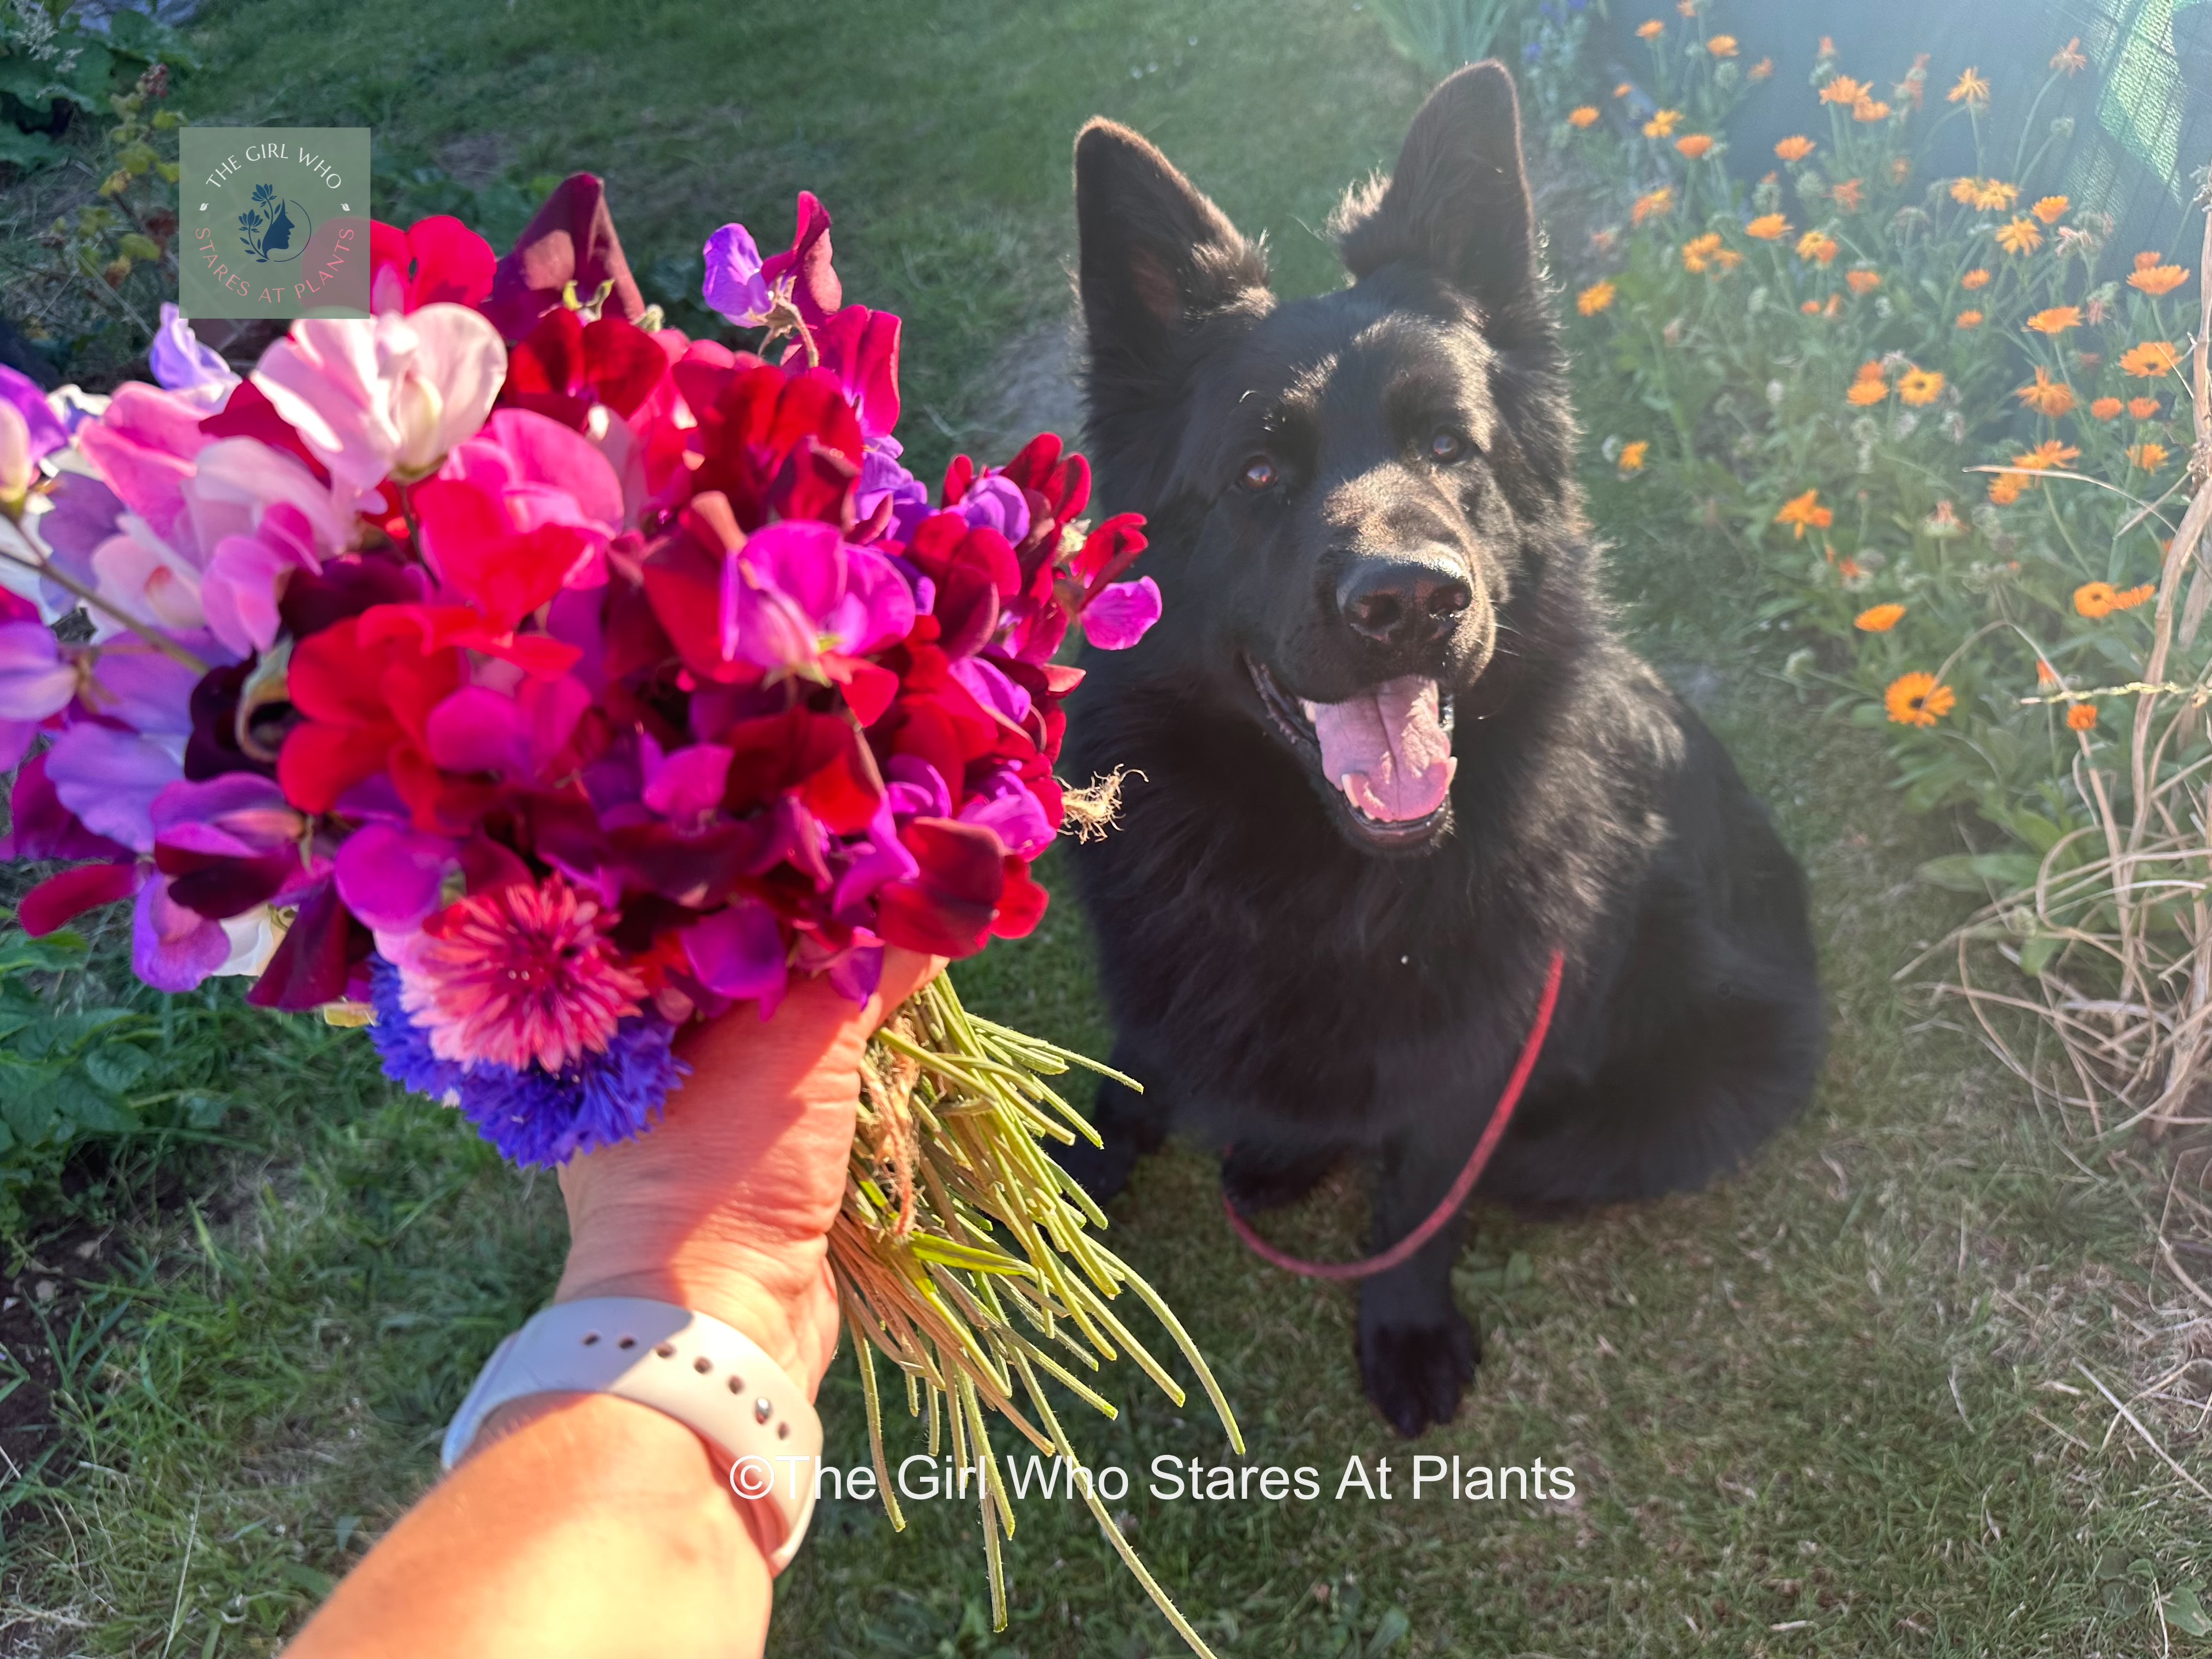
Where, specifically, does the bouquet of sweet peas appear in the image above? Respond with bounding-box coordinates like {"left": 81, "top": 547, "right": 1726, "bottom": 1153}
{"left": 0, "top": 177, "right": 1231, "bottom": 1650}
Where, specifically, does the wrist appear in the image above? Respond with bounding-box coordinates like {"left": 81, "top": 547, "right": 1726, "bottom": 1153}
{"left": 550, "top": 1263, "right": 816, "bottom": 1394}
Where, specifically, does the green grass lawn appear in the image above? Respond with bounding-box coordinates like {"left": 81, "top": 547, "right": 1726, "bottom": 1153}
{"left": 3, "top": 1, "right": 2209, "bottom": 1655}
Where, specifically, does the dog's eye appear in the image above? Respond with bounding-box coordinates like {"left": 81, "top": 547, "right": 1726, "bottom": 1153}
{"left": 1427, "top": 428, "right": 1469, "bottom": 464}
{"left": 1238, "top": 455, "right": 1279, "bottom": 493}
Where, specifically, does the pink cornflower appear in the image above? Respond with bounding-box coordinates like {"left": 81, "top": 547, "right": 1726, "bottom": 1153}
{"left": 398, "top": 876, "right": 646, "bottom": 1072}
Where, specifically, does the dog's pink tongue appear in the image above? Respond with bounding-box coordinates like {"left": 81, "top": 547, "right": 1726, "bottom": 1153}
{"left": 1305, "top": 675, "right": 1457, "bottom": 823}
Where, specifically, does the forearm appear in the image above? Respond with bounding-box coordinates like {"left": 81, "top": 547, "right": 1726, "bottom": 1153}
{"left": 288, "top": 1393, "right": 770, "bottom": 1659}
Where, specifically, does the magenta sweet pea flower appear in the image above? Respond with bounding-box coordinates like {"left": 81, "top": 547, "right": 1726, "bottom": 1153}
{"left": 681, "top": 896, "right": 788, "bottom": 1013}
{"left": 1079, "top": 575, "right": 1162, "bottom": 650}
{"left": 721, "top": 518, "right": 915, "bottom": 680}
{"left": 133, "top": 871, "right": 235, "bottom": 991}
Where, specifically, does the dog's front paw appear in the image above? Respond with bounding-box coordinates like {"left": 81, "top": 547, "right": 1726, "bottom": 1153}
{"left": 1052, "top": 1132, "right": 1142, "bottom": 1204}
{"left": 1356, "top": 1303, "right": 1479, "bottom": 1437}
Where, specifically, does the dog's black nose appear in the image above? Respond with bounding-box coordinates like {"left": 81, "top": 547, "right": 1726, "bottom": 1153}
{"left": 1335, "top": 557, "right": 1473, "bottom": 648}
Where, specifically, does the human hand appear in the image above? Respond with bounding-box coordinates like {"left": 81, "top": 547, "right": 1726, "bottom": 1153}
{"left": 552, "top": 948, "right": 942, "bottom": 1395}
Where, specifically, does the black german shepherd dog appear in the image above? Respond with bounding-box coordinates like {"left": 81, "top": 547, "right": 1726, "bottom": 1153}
{"left": 1059, "top": 64, "right": 1825, "bottom": 1437}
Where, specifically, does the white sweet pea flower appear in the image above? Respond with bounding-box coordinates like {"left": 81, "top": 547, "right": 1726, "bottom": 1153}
{"left": 252, "top": 303, "right": 507, "bottom": 496}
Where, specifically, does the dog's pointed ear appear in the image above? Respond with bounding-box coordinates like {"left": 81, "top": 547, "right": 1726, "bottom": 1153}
{"left": 1335, "top": 63, "right": 1546, "bottom": 342}
{"left": 1076, "top": 119, "right": 1270, "bottom": 408}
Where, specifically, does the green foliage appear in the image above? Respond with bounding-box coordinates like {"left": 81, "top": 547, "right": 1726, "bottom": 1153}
{"left": 1367, "top": 0, "right": 1519, "bottom": 79}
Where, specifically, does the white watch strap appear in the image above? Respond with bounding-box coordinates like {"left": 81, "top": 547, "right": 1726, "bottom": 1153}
{"left": 441, "top": 1297, "right": 822, "bottom": 1573}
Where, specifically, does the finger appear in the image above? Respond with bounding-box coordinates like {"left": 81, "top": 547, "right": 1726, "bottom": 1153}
{"left": 869, "top": 948, "right": 946, "bottom": 1032}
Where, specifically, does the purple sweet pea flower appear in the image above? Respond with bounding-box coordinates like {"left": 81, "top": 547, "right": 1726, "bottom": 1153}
{"left": 641, "top": 741, "right": 733, "bottom": 826}
{"left": 682, "top": 897, "right": 788, "bottom": 1014}
{"left": 28, "top": 471, "right": 123, "bottom": 612}
{"left": 0, "top": 749, "right": 131, "bottom": 862}
{"left": 0, "top": 364, "right": 67, "bottom": 471}
{"left": 721, "top": 519, "right": 916, "bottom": 676}
{"left": 884, "top": 754, "right": 951, "bottom": 823}
{"left": 133, "top": 872, "right": 234, "bottom": 991}
{"left": 855, "top": 441, "right": 930, "bottom": 538}
{"left": 0, "top": 620, "right": 77, "bottom": 766}
{"left": 44, "top": 723, "right": 183, "bottom": 853}
{"left": 958, "top": 764, "right": 1056, "bottom": 859}
{"left": 1079, "top": 575, "right": 1163, "bottom": 650}
{"left": 958, "top": 475, "right": 1031, "bottom": 545}
{"left": 702, "top": 223, "right": 772, "bottom": 327}
{"left": 149, "top": 304, "right": 241, "bottom": 411}
{"left": 830, "top": 799, "right": 919, "bottom": 916}
{"left": 149, "top": 774, "right": 327, "bottom": 922}
{"left": 947, "top": 653, "right": 1031, "bottom": 726}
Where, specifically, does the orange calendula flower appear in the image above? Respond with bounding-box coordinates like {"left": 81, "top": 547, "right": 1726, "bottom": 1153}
{"left": 1775, "top": 135, "right": 1815, "bottom": 162}
{"left": 1852, "top": 97, "right": 1892, "bottom": 122}
{"left": 1955, "top": 310, "right": 1984, "bottom": 329}
{"left": 2129, "top": 262, "right": 2188, "bottom": 296}
{"left": 1707, "top": 34, "right": 1738, "bottom": 56}
{"left": 1681, "top": 232, "right": 1723, "bottom": 272}
{"left": 1988, "top": 472, "right": 2028, "bottom": 505}
{"left": 2015, "top": 368, "right": 2075, "bottom": 416}
{"left": 1632, "top": 187, "right": 1674, "bottom": 225}
{"left": 1821, "top": 75, "right": 1870, "bottom": 106}
{"left": 1713, "top": 248, "right": 1743, "bottom": 272}
{"left": 1996, "top": 217, "right": 2043, "bottom": 256}
{"left": 1885, "top": 672, "right": 1955, "bottom": 727}
{"left": 1775, "top": 489, "right": 1834, "bottom": 538}
{"left": 1855, "top": 603, "right": 1906, "bottom": 632}
{"left": 1677, "top": 133, "right": 1715, "bottom": 159}
{"left": 1801, "top": 299, "right": 1821, "bottom": 315}
{"left": 1949, "top": 67, "right": 1990, "bottom": 105}
{"left": 1950, "top": 177, "right": 1980, "bottom": 205}
{"left": 1846, "top": 375, "right": 1889, "bottom": 405}
{"left": 2035, "top": 659, "right": 2058, "bottom": 686}
{"left": 1567, "top": 105, "right": 1601, "bottom": 128}
{"left": 2120, "top": 341, "right": 2182, "bottom": 377}
{"left": 2051, "top": 36, "right": 2086, "bottom": 74}
{"left": 2130, "top": 443, "right": 2169, "bottom": 470}
{"left": 1898, "top": 367, "right": 1945, "bottom": 406}
{"left": 2090, "top": 397, "right": 2123, "bottom": 420}
{"left": 1973, "top": 179, "right": 2020, "bottom": 212}
{"left": 1961, "top": 268, "right": 1991, "bottom": 290}
{"left": 1637, "top": 18, "right": 1664, "bottom": 37}
{"left": 1577, "top": 280, "right": 1617, "bottom": 317}
{"left": 1746, "top": 213, "right": 1791, "bottom": 241}
{"left": 1889, "top": 156, "right": 1912, "bottom": 184}
{"left": 2016, "top": 439, "right": 2080, "bottom": 472}
{"left": 2066, "top": 702, "right": 2097, "bottom": 731}
{"left": 2032, "top": 195, "right": 2069, "bottom": 225}
{"left": 1845, "top": 269, "right": 1882, "bottom": 295}
{"left": 2025, "top": 306, "right": 2080, "bottom": 335}
{"left": 1830, "top": 178, "right": 1864, "bottom": 212}
{"left": 1615, "top": 82, "right": 1633, "bottom": 97}
{"left": 1643, "top": 108, "right": 1681, "bottom": 138}
{"left": 1796, "top": 230, "right": 1839, "bottom": 264}
{"left": 2129, "top": 396, "right": 2160, "bottom": 419}
{"left": 2075, "top": 580, "right": 2153, "bottom": 618}
{"left": 1749, "top": 57, "right": 1774, "bottom": 80}
{"left": 1617, "top": 439, "right": 1650, "bottom": 472}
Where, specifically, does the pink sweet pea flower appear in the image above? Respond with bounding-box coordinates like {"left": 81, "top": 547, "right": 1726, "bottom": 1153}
{"left": 441, "top": 408, "right": 626, "bottom": 585}
{"left": 252, "top": 304, "right": 508, "bottom": 494}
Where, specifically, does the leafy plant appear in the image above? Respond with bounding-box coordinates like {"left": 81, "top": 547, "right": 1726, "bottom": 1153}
{"left": 1367, "top": 0, "right": 1522, "bottom": 80}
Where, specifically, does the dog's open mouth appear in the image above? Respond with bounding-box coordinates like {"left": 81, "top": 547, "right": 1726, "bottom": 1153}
{"left": 1248, "top": 659, "right": 1457, "bottom": 849}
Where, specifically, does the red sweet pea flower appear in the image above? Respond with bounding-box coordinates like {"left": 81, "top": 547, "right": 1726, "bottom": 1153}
{"left": 278, "top": 616, "right": 467, "bottom": 816}
{"left": 501, "top": 308, "right": 672, "bottom": 430}
{"left": 369, "top": 216, "right": 498, "bottom": 313}
{"left": 809, "top": 304, "right": 901, "bottom": 440}
{"left": 674, "top": 349, "right": 862, "bottom": 528}
{"left": 874, "top": 816, "right": 1047, "bottom": 957}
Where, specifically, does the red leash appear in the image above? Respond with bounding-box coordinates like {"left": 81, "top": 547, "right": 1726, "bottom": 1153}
{"left": 1221, "top": 949, "right": 1566, "bottom": 1281}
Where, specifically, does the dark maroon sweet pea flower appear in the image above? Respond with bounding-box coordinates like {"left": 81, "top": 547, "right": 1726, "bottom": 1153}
{"left": 150, "top": 774, "right": 326, "bottom": 921}
{"left": 755, "top": 192, "right": 841, "bottom": 329}
{"left": 482, "top": 174, "right": 646, "bottom": 342}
